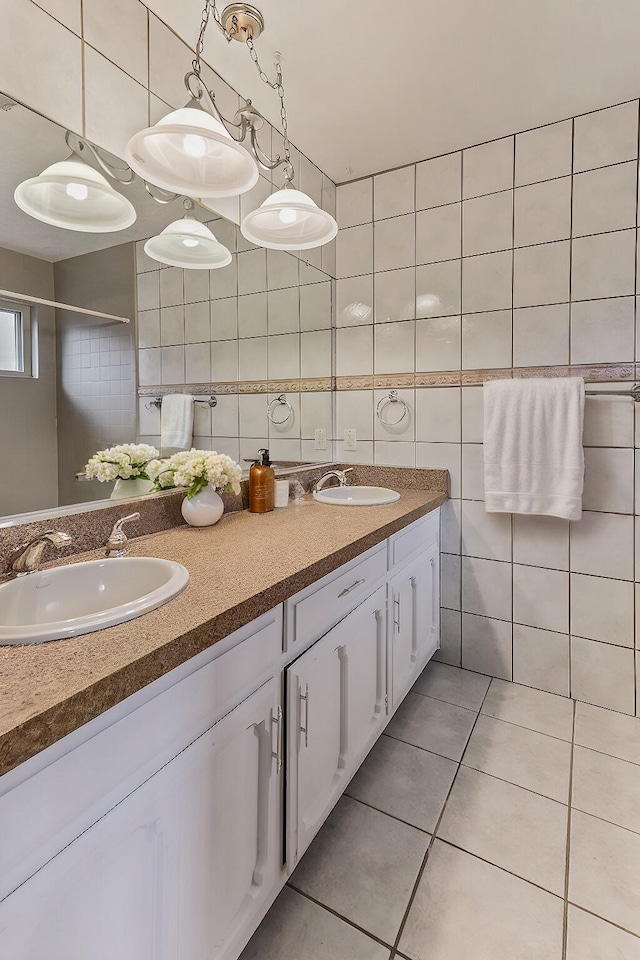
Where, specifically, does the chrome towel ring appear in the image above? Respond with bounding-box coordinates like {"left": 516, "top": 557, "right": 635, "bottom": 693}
{"left": 376, "top": 390, "right": 408, "bottom": 426}
{"left": 267, "top": 393, "right": 294, "bottom": 425}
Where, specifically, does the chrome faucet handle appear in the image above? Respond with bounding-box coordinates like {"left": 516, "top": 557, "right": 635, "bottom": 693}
{"left": 105, "top": 512, "right": 140, "bottom": 558}
{"left": 339, "top": 468, "right": 354, "bottom": 486}
{"left": 8, "top": 530, "right": 72, "bottom": 576}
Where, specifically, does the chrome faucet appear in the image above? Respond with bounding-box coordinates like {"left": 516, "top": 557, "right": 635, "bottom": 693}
{"left": 105, "top": 512, "right": 140, "bottom": 558}
{"left": 4, "top": 530, "right": 72, "bottom": 578}
{"left": 313, "top": 468, "right": 354, "bottom": 493}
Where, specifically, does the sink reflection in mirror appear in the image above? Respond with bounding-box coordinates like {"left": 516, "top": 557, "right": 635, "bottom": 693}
{"left": 0, "top": 92, "right": 334, "bottom": 527}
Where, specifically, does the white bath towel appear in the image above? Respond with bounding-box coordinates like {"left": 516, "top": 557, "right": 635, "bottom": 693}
{"left": 483, "top": 377, "right": 585, "bottom": 521}
{"left": 161, "top": 394, "right": 193, "bottom": 455}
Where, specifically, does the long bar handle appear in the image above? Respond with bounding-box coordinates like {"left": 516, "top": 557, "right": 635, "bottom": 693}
{"left": 299, "top": 683, "right": 309, "bottom": 748}
{"left": 338, "top": 578, "right": 365, "bottom": 598}
{"left": 430, "top": 557, "right": 438, "bottom": 635}
{"left": 271, "top": 704, "right": 283, "bottom": 772}
{"left": 410, "top": 576, "right": 418, "bottom": 662}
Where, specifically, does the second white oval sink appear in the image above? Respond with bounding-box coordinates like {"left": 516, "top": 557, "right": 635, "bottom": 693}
{"left": 313, "top": 485, "right": 400, "bottom": 506}
{"left": 0, "top": 557, "right": 189, "bottom": 646}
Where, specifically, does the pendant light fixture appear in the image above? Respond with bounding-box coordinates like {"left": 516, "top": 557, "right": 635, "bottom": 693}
{"left": 144, "top": 200, "right": 232, "bottom": 269}
{"left": 14, "top": 136, "right": 136, "bottom": 233}
{"left": 125, "top": 101, "right": 259, "bottom": 198}
{"left": 124, "top": 2, "right": 338, "bottom": 251}
{"left": 241, "top": 181, "right": 338, "bottom": 250}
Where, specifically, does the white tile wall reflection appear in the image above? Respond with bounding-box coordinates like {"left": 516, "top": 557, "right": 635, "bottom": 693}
{"left": 335, "top": 96, "right": 640, "bottom": 716}
{"left": 137, "top": 223, "right": 334, "bottom": 464}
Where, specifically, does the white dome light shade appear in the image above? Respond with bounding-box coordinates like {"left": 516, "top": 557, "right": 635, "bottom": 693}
{"left": 125, "top": 107, "right": 259, "bottom": 198}
{"left": 14, "top": 158, "right": 136, "bottom": 233}
{"left": 241, "top": 188, "right": 338, "bottom": 250}
{"left": 144, "top": 218, "right": 232, "bottom": 270}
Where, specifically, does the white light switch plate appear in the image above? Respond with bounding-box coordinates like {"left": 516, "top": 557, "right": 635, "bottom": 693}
{"left": 344, "top": 429, "right": 357, "bottom": 451}
{"left": 314, "top": 428, "right": 327, "bottom": 451}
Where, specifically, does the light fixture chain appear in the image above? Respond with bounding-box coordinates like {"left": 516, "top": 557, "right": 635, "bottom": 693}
{"left": 193, "top": 0, "right": 235, "bottom": 75}
{"left": 245, "top": 36, "right": 292, "bottom": 167}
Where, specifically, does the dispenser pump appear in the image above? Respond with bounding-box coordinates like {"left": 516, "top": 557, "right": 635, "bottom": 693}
{"left": 249, "top": 447, "right": 275, "bottom": 513}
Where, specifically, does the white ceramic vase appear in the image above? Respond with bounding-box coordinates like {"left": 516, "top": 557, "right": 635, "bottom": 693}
{"left": 110, "top": 477, "right": 155, "bottom": 500}
{"left": 181, "top": 486, "right": 224, "bottom": 527}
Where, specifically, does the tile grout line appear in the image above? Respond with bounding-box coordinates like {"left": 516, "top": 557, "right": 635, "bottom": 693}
{"left": 456, "top": 760, "right": 570, "bottom": 806}
{"left": 340, "top": 792, "right": 433, "bottom": 837}
{"left": 389, "top": 681, "right": 493, "bottom": 955}
{"left": 433, "top": 836, "right": 566, "bottom": 902}
{"left": 285, "top": 882, "right": 397, "bottom": 953}
{"left": 562, "top": 699, "right": 577, "bottom": 960}
{"left": 566, "top": 901, "right": 640, "bottom": 942}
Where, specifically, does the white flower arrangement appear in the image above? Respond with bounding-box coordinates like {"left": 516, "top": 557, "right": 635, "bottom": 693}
{"left": 84, "top": 443, "right": 160, "bottom": 483}
{"left": 147, "top": 449, "right": 242, "bottom": 499}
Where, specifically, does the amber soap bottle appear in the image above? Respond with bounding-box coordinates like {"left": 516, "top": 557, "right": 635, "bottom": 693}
{"left": 249, "top": 448, "right": 275, "bottom": 513}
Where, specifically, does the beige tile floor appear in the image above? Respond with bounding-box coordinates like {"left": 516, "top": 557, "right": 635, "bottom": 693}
{"left": 240, "top": 662, "right": 640, "bottom": 960}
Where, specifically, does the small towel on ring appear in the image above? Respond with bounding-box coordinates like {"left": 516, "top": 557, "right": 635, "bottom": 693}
{"left": 483, "top": 377, "right": 585, "bottom": 521}
{"left": 161, "top": 394, "right": 193, "bottom": 455}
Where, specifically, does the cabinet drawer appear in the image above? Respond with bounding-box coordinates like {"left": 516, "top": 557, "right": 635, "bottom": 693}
{"left": 0, "top": 606, "right": 282, "bottom": 902}
{"left": 285, "top": 544, "right": 387, "bottom": 651}
{"left": 388, "top": 509, "right": 439, "bottom": 570}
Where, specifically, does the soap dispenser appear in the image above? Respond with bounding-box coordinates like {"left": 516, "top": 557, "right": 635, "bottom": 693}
{"left": 249, "top": 448, "right": 275, "bottom": 513}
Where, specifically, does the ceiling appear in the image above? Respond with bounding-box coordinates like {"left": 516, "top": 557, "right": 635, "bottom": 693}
{"left": 147, "top": 0, "right": 640, "bottom": 183}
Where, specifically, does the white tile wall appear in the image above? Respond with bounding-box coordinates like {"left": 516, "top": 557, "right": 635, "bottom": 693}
{"left": 336, "top": 95, "right": 640, "bottom": 716}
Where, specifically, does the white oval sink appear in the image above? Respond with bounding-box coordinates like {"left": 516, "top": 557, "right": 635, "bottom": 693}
{"left": 313, "top": 485, "right": 400, "bottom": 506}
{"left": 0, "top": 557, "right": 189, "bottom": 646}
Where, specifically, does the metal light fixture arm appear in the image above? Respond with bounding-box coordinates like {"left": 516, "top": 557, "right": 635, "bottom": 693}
{"left": 64, "top": 130, "right": 135, "bottom": 185}
{"left": 189, "top": 0, "right": 294, "bottom": 183}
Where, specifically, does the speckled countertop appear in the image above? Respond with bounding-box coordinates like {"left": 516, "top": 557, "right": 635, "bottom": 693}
{"left": 0, "top": 475, "right": 446, "bottom": 777}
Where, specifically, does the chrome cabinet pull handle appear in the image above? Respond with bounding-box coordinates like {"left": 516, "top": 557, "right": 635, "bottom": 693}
{"left": 299, "top": 683, "right": 309, "bottom": 748}
{"left": 338, "top": 578, "right": 365, "bottom": 598}
{"left": 410, "top": 576, "right": 419, "bottom": 662}
{"left": 271, "top": 705, "right": 283, "bottom": 772}
{"left": 394, "top": 594, "right": 401, "bottom": 632}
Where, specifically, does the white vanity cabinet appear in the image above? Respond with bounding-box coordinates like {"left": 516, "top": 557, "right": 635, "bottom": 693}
{"left": 286, "top": 586, "right": 387, "bottom": 863}
{"left": 0, "top": 506, "right": 441, "bottom": 960}
{"left": 0, "top": 676, "right": 283, "bottom": 960}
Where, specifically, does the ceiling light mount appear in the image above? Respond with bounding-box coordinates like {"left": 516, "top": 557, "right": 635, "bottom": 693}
{"left": 220, "top": 3, "right": 264, "bottom": 42}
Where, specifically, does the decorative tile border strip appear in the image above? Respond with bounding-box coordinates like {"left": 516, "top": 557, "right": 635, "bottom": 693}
{"left": 139, "top": 364, "right": 637, "bottom": 398}
{"left": 373, "top": 373, "right": 416, "bottom": 389}
{"left": 139, "top": 377, "right": 334, "bottom": 398}
{"left": 334, "top": 375, "right": 374, "bottom": 391}
{"left": 335, "top": 364, "right": 637, "bottom": 390}
{"left": 415, "top": 371, "right": 462, "bottom": 386}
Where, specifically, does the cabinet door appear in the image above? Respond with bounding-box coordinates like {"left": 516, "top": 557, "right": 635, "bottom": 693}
{"left": 0, "top": 752, "right": 181, "bottom": 960}
{"left": 0, "top": 678, "right": 283, "bottom": 960}
{"left": 288, "top": 586, "right": 386, "bottom": 862}
{"left": 389, "top": 539, "right": 440, "bottom": 708}
{"left": 175, "top": 676, "right": 283, "bottom": 960}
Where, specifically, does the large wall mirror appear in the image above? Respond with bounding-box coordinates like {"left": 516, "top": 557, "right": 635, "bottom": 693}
{"left": 0, "top": 93, "right": 334, "bottom": 523}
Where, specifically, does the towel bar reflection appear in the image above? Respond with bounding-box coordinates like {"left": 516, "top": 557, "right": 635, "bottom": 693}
{"left": 145, "top": 396, "right": 218, "bottom": 410}
{"left": 585, "top": 384, "right": 640, "bottom": 400}
{"left": 376, "top": 390, "right": 408, "bottom": 426}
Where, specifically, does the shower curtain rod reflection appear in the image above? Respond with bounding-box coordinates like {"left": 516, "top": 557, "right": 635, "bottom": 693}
{"left": 0, "top": 288, "right": 130, "bottom": 324}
